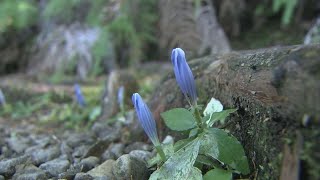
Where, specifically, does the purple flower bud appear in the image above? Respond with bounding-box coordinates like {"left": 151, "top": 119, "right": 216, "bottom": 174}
{"left": 132, "top": 93, "right": 160, "bottom": 146}
{"left": 171, "top": 48, "right": 197, "bottom": 104}
{"left": 0, "top": 89, "right": 6, "bottom": 106}
{"left": 74, "top": 84, "right": 86, "bottom": 107}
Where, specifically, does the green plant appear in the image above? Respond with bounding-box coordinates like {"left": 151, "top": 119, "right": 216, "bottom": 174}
{"left": 132, "top": 48, "right": 249, "bottom": 179}
{"left": 0, "top": 0, "right": 38, "bottom": 33}
{"left": 255, "top": 0, "right": 298, "bottom": 26}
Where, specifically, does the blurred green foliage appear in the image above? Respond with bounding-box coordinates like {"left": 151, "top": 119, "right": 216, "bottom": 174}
{"left": 0, "top": 86, "right": 103, "bottom": 129}
{"left": 255, "top": 0, "right": 298, "bottom": 26}
{"left": 0, "top": 0, "right": 38, "bottom": 33}
{"left": 44, "top": 0, "right": 158, "bottom": 69}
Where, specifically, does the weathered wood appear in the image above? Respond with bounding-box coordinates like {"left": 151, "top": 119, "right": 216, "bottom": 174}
{"left": 149, "top": 44, "right": 320, "bottom": 179}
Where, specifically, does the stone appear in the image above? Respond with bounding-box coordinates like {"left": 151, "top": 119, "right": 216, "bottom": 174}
{"left": 0, "top": 175, "right": 4, "bottom": 180}
{"left": 12, "top": 164, "right": 47, "bottom": 180}
{"left": 0, "top": 155, "right": 29, "bottom": 177}
{"left": 91, "top": 122, "right": 121, "bottom": 141}
{"left": 101, "top": 150, "right": 116, "bottom": 161}
{"left": 58, "top": 164, "right": 82, "bottom": 180}
{"left": 87, "top": 159, "right": 115, "bottom": 179}
{"left": 109, "top": 143, "right": 124, "bottom": 159}
{"left": 129, "top": 150, "right": 152, "bottom": 164}
{"left": 124, "top": 142, "right": 152, "bottom": 154}
{"left": 28, "top": 145, "right": 61, "bottom": 165}
{"left": 5, "top": 135, "right": 32, "bottom": 154}
{"left": 79, "top": 156, "right": 100, "bottom": 172}
{"left": 74, "top": 173, "right": 94, "bottom": 180}
{"left": 73, "top": 145, "right": 91, "bottom": 158}
{"left": 65, "top": 132, "right": 95, "bottom": 149}
{"left": 112, "top": 154, "right": 149, "bottom": 180}
{"left": 39, "top": 158, "right": 70, "bottom": 177}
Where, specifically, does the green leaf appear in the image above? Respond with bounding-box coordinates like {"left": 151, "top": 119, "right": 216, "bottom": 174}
{"left": 206, "top": 109, "right": 237, "bottom": 127}
{"left": 196, "top": 154, "right": 220, "bottom": 168}
{"left": 174, "top": 138, "right": 194, "bottom": 152}
{"left": 203, "top": 98, "right": 223, "bottom": 116}
{"left": 149, "top": 138, "right": 201, "bottom": 180}
{"left": 189, "top": 128, "right": 198, "bottom": 138}
{"left": 89, "top": 106, "right": 101, "bottom": 121}
{"left": 161, "top": 108, "right": 196, "bottom": 131}
{"left": 203, "top": 168, "right": 232, "bottom": 180}
{"left": 200, "top": 128, "right": 250, "bottom": 175}
{"left": 148, "top": 141, "right": 174, "bottom": 168}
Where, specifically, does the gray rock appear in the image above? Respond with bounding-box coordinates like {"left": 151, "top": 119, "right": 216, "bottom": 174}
{"left": 79, "top": 156, "right": 99, "bottom": 172}
{"left": 101, "top": 150, "right": 116, "bottom": 161}
{"left": 83, "top": 139, "right": 114, "bottom": 158}
{"left": 74, "top": 173, "right": 94, "bottom": 180}
{"left": 31, "top": 135, "right": 55, "bottom": 148}
{"left": 112, "top": 154, "right": 149, "bottom": 180}
{"left": 87, "top": 159, "right": 115, "bottom": 179}
{"left": 65, "top": 132, "right": 94, "bottom": 148}
{"left": 0, "top": 175, "right": 4, "bottom": 180}
{"left": 73, "top": 145, "right": 91, "bottom": 158}
{"left": 124, "top": 142, "right": 152, "bottom": 153}
{"left": 39, "top": 158, "right": 70, "bottom": 177}
{"left": 29, "top": 145, "right": 61, "bottom": 165}
{"left": 0, "top": 155, "right": 29, "bottom": 177}
{"left": 129, "top": 150, "right": 152, "bottom": 164}
{"left": 91, "top": 122, "right": 121, "bottom": 141}
{"left": 12, "top": 164, "right": 47, "bottom": 180}
{"left": 109, "top": 143, "right": 124, "bottom": 159}
{"left": 58, "top": 164, "right": 82, "bottom": 180}
{"left": 5, "top": 135, "right": 32, "bottom": 153}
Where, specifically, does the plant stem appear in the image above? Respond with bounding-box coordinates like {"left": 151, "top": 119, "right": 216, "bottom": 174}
{"left": 194, "top": 107, "right": 204, "bottom": 128}
{"left": 155, "top": 145, "right": 166, "bottom": 162}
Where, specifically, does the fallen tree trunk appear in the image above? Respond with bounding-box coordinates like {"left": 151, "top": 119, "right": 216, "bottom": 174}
{"left": 149, "top": 44, "right": 320, "bottom": 179}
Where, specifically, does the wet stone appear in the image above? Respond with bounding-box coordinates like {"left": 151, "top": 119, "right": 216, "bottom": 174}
{"left": 112, "top": 154, "right": 149, "bottom": 180}
{"left": 58, "top": 164, "right": 82, "bottom": 180}
{"left": 109, "top": 143, "right": 124, "bottom": 159}
{"left": 65, "top": 132, "right": 95, "bottom": 149}
{"left": 129, "top": 150, "right": 152, "bottom": 164}
{"left": 124, "top": 142, "right": 152, "bottom": 153}
{"left": 39, "top": 158, "right": 70, "bottom": 177}
{"left": 72, "top": 145, "right": 90, "bottom": 158}
{"left": 101, "top": 150, "right": 116, "bottom": 161}
{"left": 0, "top": 155, "right": 29, "bottom": 177}
{"left": 87, "top": 159, "right": 115, "bottom": 179}
{"left": 5, "top": 135, "right": 33, "bottom": 154}
{"left": 79, "top": 156, "right": 100, "bottom": 172}
{"left": 74, "top": 172, "right": 94, "bottom": 180}
{"left": 12, "top": 164, "right": 47, "bottom": 180}
{"left": 28, "top": 145, "right": 61, "bottom": 165}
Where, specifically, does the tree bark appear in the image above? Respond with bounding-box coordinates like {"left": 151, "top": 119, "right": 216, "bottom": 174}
{"left": 149, "top": 44, "right": 320, "bottom": 179}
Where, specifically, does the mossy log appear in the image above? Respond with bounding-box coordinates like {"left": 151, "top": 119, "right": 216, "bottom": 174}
{"left": 149, "top": 44, "right": 320, "bottom": 179}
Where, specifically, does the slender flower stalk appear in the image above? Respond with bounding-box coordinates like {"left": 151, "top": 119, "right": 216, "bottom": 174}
{"left": 171, "top": 48, "right": 197, "bottom": 105}
{"left": 117, "top": 86, "right": 125, "bottom": 112}
{"left": 132, "top": 93, "right": 166, "bottom": 161}
{"left": 74, "top": 84, "right": 86, "bottom": 107}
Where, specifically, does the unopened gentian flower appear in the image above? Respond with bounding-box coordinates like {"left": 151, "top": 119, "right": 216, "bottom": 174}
{"left": 171, "top": 48, "right": 197, "bottom": 105}
{"left": 132, "top": 93, "right": 160, "bottom": 146}
{"left": 0, "top": 88, "right": 6, "bottom": 106}
{"left": 74, "top": 84, "right": 86, "bottom": 107}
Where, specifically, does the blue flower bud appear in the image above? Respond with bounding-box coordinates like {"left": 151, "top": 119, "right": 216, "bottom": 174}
{"left": 74, "top": 84, "right": 86, "bottom": 107}
{"left": 171, "top": 48, "right": 197, "bottom": 104}
{"left": 132, "top": 93, "right": 160, "bottom": 146}
{"left": 0, "top": 89, "right": 6, "bottom": 106}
